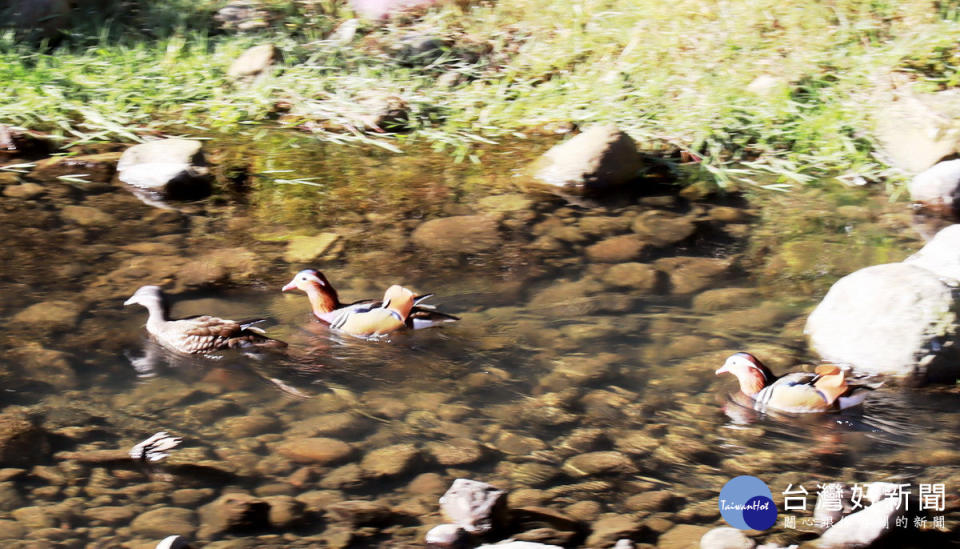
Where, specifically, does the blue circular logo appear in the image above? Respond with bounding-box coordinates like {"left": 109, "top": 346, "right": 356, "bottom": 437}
{"left": 719, "top": 476, "right": 777, "bottom": 530}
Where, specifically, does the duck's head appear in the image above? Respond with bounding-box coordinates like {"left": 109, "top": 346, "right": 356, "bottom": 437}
{"left": 382, "top": 285, "right": 416, "bottom": 319}
{"left": 124, "top": 285, "right": 165, "bottom": 308}
{"left": 282, "top": 269, "right": 331, "bottom": 294}
{"left": 716, "top": 352, "right": 775, "bottom": 397}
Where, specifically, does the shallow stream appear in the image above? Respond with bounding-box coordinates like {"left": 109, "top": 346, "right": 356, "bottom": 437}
{"left": 0, "top": 133, "right": 958, "bottom": 548}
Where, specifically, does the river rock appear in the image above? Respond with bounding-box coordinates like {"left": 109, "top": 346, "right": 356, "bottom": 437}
{"left": 0, "top": 125, "right": 54, "bottom": 157}
{"left": 217, "top": 414, "right": 280, "bottom": 438}
{"left": 439, "top": 479, "right": 508, "bottom": 534}
{"left": 804, "top": 263, "right": 960, "bottom": 379}
{"left": 0, "top": 520, "right": 25, "bottom": 539}
{"left": 116, "top": 138, "right": 212, "bottom": 200}
{"left": 284, "top": 233, "right": 341, "bottom": 263}
{"left": 586, "top": 235, "right": 648, "bottom": 262}
{"left": 426, "top": 438, "right": 485, "bottom": 466}
{"left": 699, "top": 527, "right": 755, "bottom": 549}
{"left": 3, "top": 183, "right": 44, "bottom": 199}
{"left": 29, "top": 152, "right": 121, "bottom": 184}
{"left": 816, "top": 497, "right": 901, "bottom": 548}
{"left": 412, "top": 215, "right": 500, "bottom": 253}
{"left": 874, "top": 87, "right": 960, "bottom": 173}
{"left": 909, "top": 159, "right": 960, "bottom": 215}
{"left": 325, "top": 499, "right": 393, "bottom": 526}
{"left": 601, "top": 262, "right": 659, "bottom": 290}
{"left": 0, "top": 411, "right": 49, "bottom": 467}
{"left": 654, "top": 256, "right": 732, "bottom": 294}
{"left": 532, "top": 125, "right": 646, "bottom": 194}
{"left": 83, "top": 506, "right": 136, "bottom": 524}
{"left": 263, "top": 495, "right": 305, "bottom": 528}
{"left": 904, "top": 223, "right": 960, "bottom": 282}
{"left": 10, "top": 300, "right": 82, "bottom": 331}
{"left": 276, "top": 437, "right": 354, "bottom": 465}
{"left": 11, "top": 506, "right": 55, "bottom": 529}
{"left": 631, "top": 210, "right": 697, "bottom": 246}
{"left": 227, "top": 44, "right": 276, "bottom": 80}
{"left": 198, "top": 493, "right": 270, "bottom": 538}
{"left": 130, "top": 507, "right": 197, "bottom": 538}
{"left": 361, "top": 443, "right": 421, "bottom": 477}
{"left": 692, "top": 288, "right": 760, "bottom": 312}
{"left": 583, "top": 514, "right": 643, "bottom": 547}
{"left": 61, "top": 205, "right": 114, "bottom": 226}
{"left": 562, "top": 451, "right": 636, "bottom": 477}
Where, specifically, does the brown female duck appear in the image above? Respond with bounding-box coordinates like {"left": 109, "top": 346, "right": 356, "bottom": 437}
{"left": 281, "top": 269, "right": 458, "bottom": 330}
{"left": 716, "top": 352, "right": 872, "bottom": 413}
{"left": 124, "top": 285, "right": 286, "bottom": 354}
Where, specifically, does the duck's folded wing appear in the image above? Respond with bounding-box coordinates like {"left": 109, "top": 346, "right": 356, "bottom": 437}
{"left": 755, "top": 372, "right": 833, "bottom": 413}
{"left": 331, "top": 308, "right": 404, "bottom": 336}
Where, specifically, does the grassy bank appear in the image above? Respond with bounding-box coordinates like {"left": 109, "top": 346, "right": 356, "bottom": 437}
{"left": 3, "top": 0, "right": 960, "bottom": 188}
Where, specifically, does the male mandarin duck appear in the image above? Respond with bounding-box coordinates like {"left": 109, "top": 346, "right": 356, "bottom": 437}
{"left": 324, "top": 285, "right": 416, "bottom": 338}
{"left": 281, "top": 269, "right": 459, "bottom": 330}
{"left": 124, "top": 285, "right": 286, "bottom": 354}
{"left": 716, "top": 352, "right": 871, "bottom": 413}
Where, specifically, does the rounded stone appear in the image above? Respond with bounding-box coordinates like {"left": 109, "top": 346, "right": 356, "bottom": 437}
{"left": 412, "top": 215, "right": 500, "bottom": 254}
{"left": 276, "top": 438, "right": 355, "bottom": 465}
{"left": 130, "top": 507, "right": 197, "bottom": 538}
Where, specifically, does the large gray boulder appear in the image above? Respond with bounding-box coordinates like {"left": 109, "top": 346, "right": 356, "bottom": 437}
{"left": 908, "top": 159, "right": 960, "bottom": 216}
{"left": 117, "top": 138, "right": 212, "bottom": 200}
{"left": 804, "top": 263, "right": 959, "bottom": 379}
{"left": 873, "top": 86, "right": 960, "bottom": 173}
{"left": 531, "top": 125, "right": 646, "bottom": 195}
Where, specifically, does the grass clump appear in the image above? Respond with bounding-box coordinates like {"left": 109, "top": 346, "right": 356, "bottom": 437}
{"left": 3, "top": 0, "right": 960, "bottom": 188}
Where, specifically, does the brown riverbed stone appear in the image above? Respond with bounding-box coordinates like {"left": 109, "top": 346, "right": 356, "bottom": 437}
{"left": 0, "top": 412, "right": 50, "bottom": 467}
{"left": 217, "top": 414, "right": 281, "bottom": 438}
{"left": 601, "top": 262, "right": 659, "bottom": 291}
{"left": 631, "top": 210, "right": 697, "bottom": 246}
{"left": 426, "top": 438, "right": 485, "bottom": 466}
{"left": 691, "top": 288, "right": 761, "bottom": 312}
{"left": 0, "top": 519, "right": 25, "bottom": 539}
{"left": 360, "top": 443, "right": 421, "bottom": 477}
{"left": 584, "top": 514, "right": 643, "bottom": 547}
{"left": 11, "top": 301, "right": 82, "bottom": 331}
{"left": 585, "top": 235, "right": 648, "bottom": 262}
{"left": 562, "top": 451, "right": 637, "bottom": 477}
{"left": 411, "top": 215, "right": 500, "bottom": 253}
{"left": 2, "top": 182, "right": 45, "bottom": 199}
{"left": 130, "top": 507, "right": 197, "bottom": 538}
{"left": 61, "top": 205, "right": 115, "bottom": 226}
{"left": 276, "top": 437, "right": 354, "bottom": 465}
{"left": 83, "top": 506, "right": 136, "bottom": 524}
{"left": 654, "top": 256, "right": 732, "bottom": 294}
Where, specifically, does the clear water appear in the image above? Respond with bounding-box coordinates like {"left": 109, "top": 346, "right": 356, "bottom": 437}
{"left": 1, "top": 134, "right": 957, "bottom": 547}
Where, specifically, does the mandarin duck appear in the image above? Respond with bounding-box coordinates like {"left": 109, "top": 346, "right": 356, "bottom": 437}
{"left": 124, "top": 285, "right": 287, "bottom": 354}
{"left": 281, "top": 269, "right": 459, "bottom": 329}
{"left": 322, "top": 284, "right": 417, "bottom": 338}
{"left": 716, "top": 352, "right": 871, "bottom": 413}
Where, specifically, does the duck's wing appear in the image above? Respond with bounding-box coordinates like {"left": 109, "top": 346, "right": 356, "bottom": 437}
{"left": 330, "top": 308, "right": 405, "bottom": 337}
{"left": 163, "top": 316, "right": 285, "bottom": 353}
{"left": 754, "top": 372, "right": 834, "bottom": 413}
